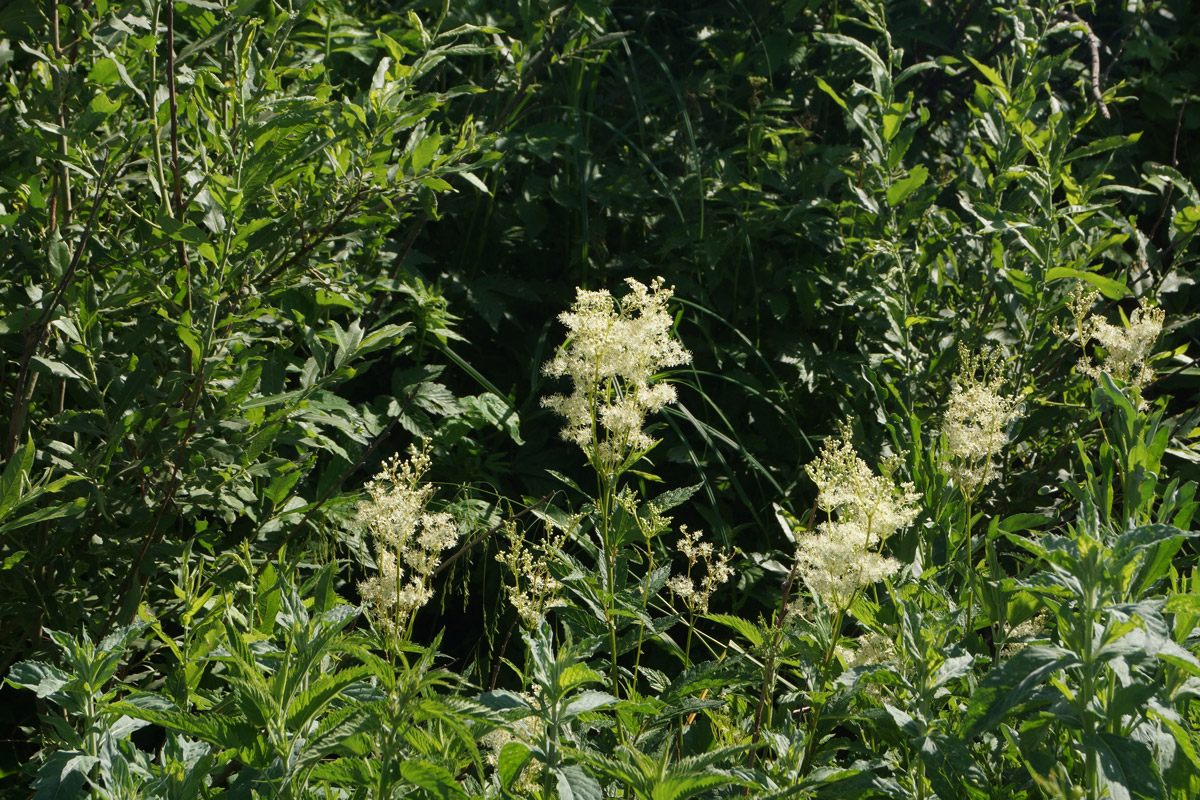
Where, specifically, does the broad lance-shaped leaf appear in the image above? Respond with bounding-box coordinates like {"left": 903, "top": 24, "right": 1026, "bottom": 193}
{"left": 498, "top": 741, "right": 532, "bottom": 791}
{"left": 295, "top": 705, "right": 382, "bottom": 768}
{"left": 33, "top": 751, "right": 99, "bottom": 800}
{"left": 961, "top": 645, "right": 1080, "bottom": 739}
{"left": 563, "top": 690, "right": 616, "bottom": 719}
{"left": 0, "top": 437, "right": 33, "bottom": 521}
{"left": 1112, "top": 524, "right": 1198, "bottom": 573}
{"left": 556, "top": 765, "right": 602, "bottom": 800}
{"left": 476, "top": 689, "right": 531, "bottom": 712}
{"left": 1087, "top": 732, "right": 1167, "bottom": 800}
{"left": 111, "top": 701, "right": 257, "bottom": 751}
{"left": 7, "top": 660, "right": 72, "bottom": 699}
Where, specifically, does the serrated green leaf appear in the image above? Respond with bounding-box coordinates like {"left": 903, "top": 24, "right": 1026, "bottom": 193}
{"left": 705, "top": 613, "right": 764, "bottom": 647}
{"left": 962, "top": 646, "right": 1080, "bottom": 739}
{"left": 563, "top": 690, "right": 615, "bottom": 718}
{"left": 33, "top": 751, "right": 99, "bottom": 800}
{"left": 886, "top": 164, "right": 928, "bottom": 206}
{"left": 1090, "top": 731, "right": 1166, "bottom": 800}
{"left": 7, "top": 660, "right": 73, "bottom": 698}
{"left": 556, "top": 765, "right": 602, "bottom": 800}
{"left": 400, "top": 760, "right": 467, "bottom": 800}
{"left": 0, "top": 437, "right": 33, "bottom": 521}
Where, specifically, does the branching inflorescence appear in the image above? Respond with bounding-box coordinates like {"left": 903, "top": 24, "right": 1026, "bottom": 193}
{"left": 1064, "top": 285, "right": 1165, "bottom": 407}
{"left": 941, "top": 344, "right": 1021, "bottom": 497}
{"left": 796, "top": 424, "right": 919, "bottom": 611}
{"left": 542, "top": 277, "right": 692, "bottom": 474}
{"left": 356, "top": 444, "right": 459, "bottom": 641}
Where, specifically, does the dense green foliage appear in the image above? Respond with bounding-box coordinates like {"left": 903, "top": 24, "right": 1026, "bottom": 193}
{"left": 1, "top": 0, "right": 1199, "bottom": 797}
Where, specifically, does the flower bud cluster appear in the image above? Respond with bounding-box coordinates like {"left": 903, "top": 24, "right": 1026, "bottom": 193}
{"left": 497, "top": 520, "right": 567, "bottom": 629}
{"left": 356, "top": 444, "right": 459, "bottom": 640}
{"left": 666, "top": 525, "right": 733, "bottom": 615}
{"left": 542, "top": 277, "right": 691, "bottom": 470}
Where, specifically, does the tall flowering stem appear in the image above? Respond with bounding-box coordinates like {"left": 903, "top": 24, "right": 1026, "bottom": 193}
{"left": 763, "top": 424, "right": 918, "bottom": 774}
{"left": 542, "top": 277, "right": 691, "bottom": 698}
{"left": 796, "top": 423, "right": 916, "bottom": 612}
{"left": 940, "top": 344, "right": 1020, "bottom": 633}
{"left": 1064, "top": 285, "right": 1164, "bottom": 409}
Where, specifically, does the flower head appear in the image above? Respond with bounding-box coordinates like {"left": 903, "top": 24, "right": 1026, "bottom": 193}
{"left": 941, "top": 345, "right": 1020, "bottom": 496}
{"left": 497, "top": 520, "right": 567, "bottom": 629}
{"left": 1064, "top": 285, "right": 1164, "bottom": 407}
{"left": 796, "top": 424, "right": 917, "bottom": 611}
{"left": 667, "top": 526, "right": 732, "bottom": 615}
{"left": 542, "top": 277, "right": 691, "bottom": 470}
{"left": 356, "top": 444, "right": 459, "bottom": 641}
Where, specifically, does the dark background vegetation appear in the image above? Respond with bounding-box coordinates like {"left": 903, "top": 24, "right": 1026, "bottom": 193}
{"left": 0, "top": 0, "right": 1198, "bottom": 790}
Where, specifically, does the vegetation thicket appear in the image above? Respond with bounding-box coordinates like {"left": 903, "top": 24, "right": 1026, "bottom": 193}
{"left": 1, "top": 0, "right": 1199, "bottom": 797}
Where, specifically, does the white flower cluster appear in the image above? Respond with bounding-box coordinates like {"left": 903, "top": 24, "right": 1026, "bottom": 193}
{"left": 796, "top": 425, "right": 918, "bottom": 612}
{"left": 1065, "top": 286, "right": 1164, "bottom": 406}
{"left": 497, "top": 520, "right": 567, "bottom": 629}
{"left": 942, "top": 345, "right": 1020, "bottom": 496}
{"left": 542, "top": 277, "right": 691, "bottom": 470}
{"left": 837, "top": 629, "right": 895, "bottom": 670}
{"left": 666, "top": 525, "right": 733, "bottom": 615}
{"left": 356, "top": 445, "right": 459, "bottom": 640}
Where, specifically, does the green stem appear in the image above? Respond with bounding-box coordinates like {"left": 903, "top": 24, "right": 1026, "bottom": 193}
{"left": 801, "top": 606, "right": 846, "bottom": 775}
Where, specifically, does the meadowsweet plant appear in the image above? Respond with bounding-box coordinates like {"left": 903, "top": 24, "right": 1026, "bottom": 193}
{"left": 666, "top": 525, "right": 732, "bottom": 666}
{"left": 356, "top": 443, "right": 460, "bottom": 643}
{"left": 797, "top": 423, "right": 918, "bottom": 613}
{"left": 1065, "top": 285, "right": 1165, "bottom": 407}
{"left": 666, "top": 525, "right": 733, "bottom": 617}
{"left": 542, "top": 276, "right": 692, "bottom": 696}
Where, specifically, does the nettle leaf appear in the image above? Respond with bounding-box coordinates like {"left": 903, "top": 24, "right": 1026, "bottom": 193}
{"left": 399, "top": 760, "right": 467, "bottom": 800}
{"left": 33, "top": 750, "right": 99, "bottom": 800}
{"left": 0, "top": 437, "right": 34, "bottom": 520}
{"left": 111, "top": 701, "right": 257, "bottom": 751}
{"left": 7, "top": 660, "right": 73, "bottom": 699}
{"left": 497, "top": 741, "right": 532, "bottom": 790}
{"left": 962, "top": 646, "right": 1080, "bottom": 739}
{"left": 1088, "top": 732, "right": 1167, "bottom": 800}
{"left": 562, "top": 690, "right": 615, "bottom": 719}
{"left": 706, "top": 613, "right": 764, "bottom": 648}
{"left": 555, "top": 765, "right": 602, "bottom": 800}
{"left": 476, "top": 690, "right": 531, "bottom": 713}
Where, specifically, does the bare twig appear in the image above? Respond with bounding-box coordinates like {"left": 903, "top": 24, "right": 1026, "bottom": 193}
{"left": 1067, "top": 12, "right": 1110, "bottom": 120}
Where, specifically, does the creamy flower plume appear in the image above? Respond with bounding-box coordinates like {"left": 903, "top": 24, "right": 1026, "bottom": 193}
{"left": 941, "top": 344, "right": 1020, "bottom": 496}
{"left": 796, "top": 424, "right": 917, "bottom": 611}
{"left": 542, "top": 277, "right": 691, "bottom": 469}
{"left": 1064, "top": 285, "right": 1164, "bottom": 407}
{"left": 356, "top": 444, "right": 459, "bottom": 640}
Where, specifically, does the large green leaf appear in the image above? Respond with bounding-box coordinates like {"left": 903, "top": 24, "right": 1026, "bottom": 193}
{"left": 962, "top": 646, "right": 1080, "bottom": 739}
